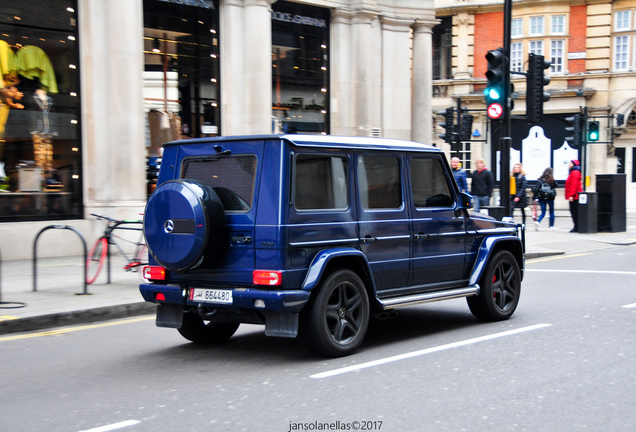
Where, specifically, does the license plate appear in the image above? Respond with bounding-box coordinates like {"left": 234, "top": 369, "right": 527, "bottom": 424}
{"left": 189, "top": 288, "right": 233, "bottom": 305}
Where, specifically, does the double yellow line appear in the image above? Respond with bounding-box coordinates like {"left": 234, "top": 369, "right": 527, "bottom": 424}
{"left": 0, "top": 316, "right": 154, "bottom": 342}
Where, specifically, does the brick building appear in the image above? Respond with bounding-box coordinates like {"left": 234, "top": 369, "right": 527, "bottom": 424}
{"left": 433, "top": 0, "right": 636, "bottom": 210}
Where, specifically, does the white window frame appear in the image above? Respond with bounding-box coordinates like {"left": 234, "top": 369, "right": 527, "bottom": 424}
{"left": 511, "top": 18, "right": 523, "bottom": 39}
{"left": 551, "top": 16, "right": 566, "bottom": 35}
{"left": 550, "top": 40, "right": 564, "bottom": 73}
{"left": 615, "top": 10, "right": 631, "bottom": 32}
{"left": 511, "top": 42, "right": 523, "bottom": 72}
{"left": 614, "top": 34, "right": 630, "bottom": 71}
{"left": 634, "top": 34, "right": 636, "bottom": 70}
{"left": 529, "top": 40, "right": 544, "bottom": 56}
{"left": 530, "top": 16, "right": 544, "bottom": 36}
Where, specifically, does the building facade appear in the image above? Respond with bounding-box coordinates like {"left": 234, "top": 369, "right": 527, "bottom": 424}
{"left": 433, "top": 0, "right": 636, "bottom": 211}
{"left": 1, "top": 0, "right": 437, "bottom": 259}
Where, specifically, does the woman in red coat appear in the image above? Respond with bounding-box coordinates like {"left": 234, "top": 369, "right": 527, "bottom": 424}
{"left": 565, "top": 159, "right": 583, "bottom": 232}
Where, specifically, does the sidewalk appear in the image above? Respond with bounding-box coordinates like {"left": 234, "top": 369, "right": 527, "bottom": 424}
{"left": 1, "top": 214, "right": 635, "bottom": 335}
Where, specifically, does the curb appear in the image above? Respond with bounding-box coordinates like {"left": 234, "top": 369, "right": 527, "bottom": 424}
{"left": 0, "top": 302, "right": 156, "bottom": 336}
{"left": 524, "top": 251, "right": 565, "bottom": 260}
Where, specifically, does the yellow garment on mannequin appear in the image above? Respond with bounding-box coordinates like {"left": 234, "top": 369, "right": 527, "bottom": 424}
{"left": 15, "top": 45, "right": 58, "bottom": 93}
{"left": 0, "top": 40, "right": 18, "bottom": 87}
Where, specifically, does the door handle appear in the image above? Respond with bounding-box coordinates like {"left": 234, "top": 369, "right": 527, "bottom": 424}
{"left": 414, "top": 233, "right": 428, "bottom": 240}
{"left": 232, "top": 235, "right": 252, "bottom": 244}
{"left": 360, "top": 236, "right": 377, "bottom": 244}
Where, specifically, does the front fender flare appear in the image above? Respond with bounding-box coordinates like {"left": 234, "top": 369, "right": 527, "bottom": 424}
{"left": 468, "top": 235, "right": 525, "bottom": 285}
{"left": 301, "top": 247, "right": 375, "bottom": 292}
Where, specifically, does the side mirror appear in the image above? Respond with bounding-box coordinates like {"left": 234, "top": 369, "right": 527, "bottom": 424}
{"left": 459, "top": 192, "right": 473, "bottom": 209}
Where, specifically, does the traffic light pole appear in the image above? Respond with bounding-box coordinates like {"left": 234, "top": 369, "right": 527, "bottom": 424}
{"left": 500, "top": 0, "right": 512, "bottom": 216}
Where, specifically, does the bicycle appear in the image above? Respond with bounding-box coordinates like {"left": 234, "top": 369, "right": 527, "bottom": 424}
{"left": 86, "top": 213, "right": 148, "bottom": 284}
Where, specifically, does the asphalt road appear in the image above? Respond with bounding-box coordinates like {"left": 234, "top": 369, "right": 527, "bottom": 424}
{"left": 1, "top": 244, "right": 635, "bottom": 432}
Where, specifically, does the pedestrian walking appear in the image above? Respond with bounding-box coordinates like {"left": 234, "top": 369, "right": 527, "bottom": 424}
{"left": 510, "top": 163, "right": 528, "bottom": 225}
{"left": 451, "top": 157, "right": 468, "bottom": 193}
{"left": 471, "top": 158, "right": 494, "bottom": 212}
{"left": 565, "top": 159, "right": 583, "bottom": 232}
{"left": 532, "top": 167, "right": 558, "bottom": 231}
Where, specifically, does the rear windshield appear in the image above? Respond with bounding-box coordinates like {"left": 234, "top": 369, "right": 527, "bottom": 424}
{"left": 181, "top": 156, "right": 257, "bottom": 212}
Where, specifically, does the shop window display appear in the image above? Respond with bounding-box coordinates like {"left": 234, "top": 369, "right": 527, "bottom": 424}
{"left": 143, "top": 0, "right": 220, "bottom": 144}
{"left": 272, "top": 1, "right": 330, "bottom": 135}
{"left": 0, "top": 0, "right": 81, "bottom": 221}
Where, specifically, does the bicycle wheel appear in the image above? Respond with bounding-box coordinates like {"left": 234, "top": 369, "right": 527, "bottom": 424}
{"left": 86, "top": 237, "right": 108, "bottom": 284}
{"left": 125, "top": 244, "right": 148, "bottom": 273}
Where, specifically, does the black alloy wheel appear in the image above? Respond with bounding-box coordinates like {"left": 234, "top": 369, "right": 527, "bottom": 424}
{"left": 467, "top": 250, "right": 521, "bottom": 321}
{"left": 300, "top": 269, "right": 370, "bottom": 357}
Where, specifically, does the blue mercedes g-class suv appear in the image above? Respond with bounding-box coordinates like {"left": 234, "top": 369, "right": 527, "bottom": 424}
{"left": 140, "top": 135, "right": 524, "bottom": 357}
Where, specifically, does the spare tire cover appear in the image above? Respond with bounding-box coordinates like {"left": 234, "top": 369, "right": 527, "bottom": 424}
{"left": 144, "top": 180, "right": 226, "bottom": 271}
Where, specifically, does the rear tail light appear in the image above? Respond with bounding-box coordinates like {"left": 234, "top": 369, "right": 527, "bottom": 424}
{"left": 253, "top": 270, "right": 282, "bottom": 286}
{"left": 143, "top": 266, "right": 166, "bottom": 281}
{"left": 155, "top": 292, "right": 166, "bottom": 301}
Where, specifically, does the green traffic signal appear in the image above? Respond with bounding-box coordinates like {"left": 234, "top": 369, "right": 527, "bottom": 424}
{"left": 485, "top": 48, "right": 507, "bottom": 119}
{"left": 485, "top": 86, "right": 503, "bottom": 101}
{"left": 587, "top": 121, "right": 599, "bottom": 141}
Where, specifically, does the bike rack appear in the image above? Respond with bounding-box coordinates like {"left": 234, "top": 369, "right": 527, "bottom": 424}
{"left": 33, "top": 225, "right": 90, "bottom": 295}
{"left": 0, "top": 247, "right": 27, "bottom": 309}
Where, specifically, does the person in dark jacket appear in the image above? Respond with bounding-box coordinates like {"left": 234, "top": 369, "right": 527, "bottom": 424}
{"left": 532, "top": 167, "right": 558, "bottom": 231}
{"left": 451, "top": 157, "right": 468, "bottom": 193}
{"left": 510, "top": 162, "right": 528, "bottom": 225}
{"left": 471, "top": 158, "right": 494, "bottom": 212}
{"left": 565, "top": 159, "right": 583, "bottom": 232}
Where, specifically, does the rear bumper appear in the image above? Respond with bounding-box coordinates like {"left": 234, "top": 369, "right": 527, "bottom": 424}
{"left": 139, "top": 283, "right": 310, "bottom": 313}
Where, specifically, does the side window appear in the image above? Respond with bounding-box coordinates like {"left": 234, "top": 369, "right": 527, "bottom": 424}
{"left": 294, "top": 154, "right": 349, "bottom": 210}
{"left": 358, "top": 156, "right": 402, "bottom": 209}
{"left": 410, "top": 157, "right": 453, "bottom": 208}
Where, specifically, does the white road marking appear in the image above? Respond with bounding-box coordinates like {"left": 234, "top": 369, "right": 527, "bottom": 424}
{"left": 622, "top": 303, "right": 636, "bottom": 309}
{"left": 78, "top": 420, "right": 141, "bottom": 432}
{"left": 310, "top": 323, "right": 553, "bottom": 379}
{"left": 527, "top": 269, "right": 636, "bottom": 276}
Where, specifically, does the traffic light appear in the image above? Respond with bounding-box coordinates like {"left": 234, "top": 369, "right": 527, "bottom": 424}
{"left": 616, "top": 113, "right": 625, "bottom": 126}
{"left": 438, "top": 107, "right": 455, "bottom": 144}
{"left": 526, "top": 53, "right": 551, "bottom": 124}
{"left": 459, "top": 113, "right": 473, "bottom": 141}
{"left": 587, "top": 120, "right": 600, "bottom": 141}
{"left": 484, "top": 48, "right": 507, "bottom": 120}
{"left": 565, "top": 114, "right": 582, "bottom": 148}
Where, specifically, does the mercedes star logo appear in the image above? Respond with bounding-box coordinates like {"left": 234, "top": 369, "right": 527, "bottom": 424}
{"left": 164, "top": 219, "right": 175, "bottom": 234}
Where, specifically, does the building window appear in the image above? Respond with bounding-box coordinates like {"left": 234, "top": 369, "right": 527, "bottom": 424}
{"left": 551, "top": 16, "right": 565, "bottom": 35}
{"left": 0, "top": 0, "right": 82, "bottom": 222}
{"left": 511, "top": 42, "right": 523, "bottom": 72}
{"left": 550, "top": 40, "right": 564, "bottom": 73}
{"left": 614, "top": 35, "right": 629, "bottom": 71}
{"left": 511, "top": 18, "right": 523, "bottom": 38}
{"left": 271, "top": 2, "right": 330, "bottom": 134}
{"left": 529, "top": 40, "right": 544, "bottom": 55}
{"left": 530, "top": 16, "right": 544, "bottom": 36}
{"left": 615, "top": 10, "right": 631, "bottom": 31}
{"left": 433, "top": 17, "right": 452, "bottom": 81}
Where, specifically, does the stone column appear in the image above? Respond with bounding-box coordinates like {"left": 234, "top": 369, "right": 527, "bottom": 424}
{"left": 351, "top": 9, "right": 380, "bottom": 137}
{"left": 329, "top": 8, "right": 354, "bottom": 136}
{"left": 79, "top": 0, "right": 146, "bottom": 214}
{"left": 412, "top": 20, "right": 435, "bottom": 145}
{"left": 381, "top": 16, "right": 414, "bottom": 140}
{"left": 220, "top": 0, "right": 274, "bottom": 135}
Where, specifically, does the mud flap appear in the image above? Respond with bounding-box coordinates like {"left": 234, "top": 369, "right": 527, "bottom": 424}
{"left": 263, "top": 311, "right": 298, "bottom": 338}
{"left": 156, "top": 303, "right": 184, "bottom": 328}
